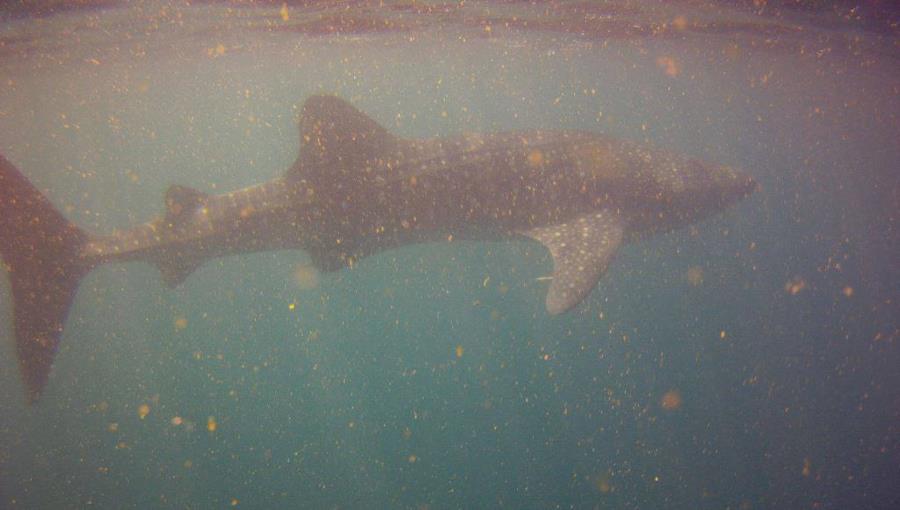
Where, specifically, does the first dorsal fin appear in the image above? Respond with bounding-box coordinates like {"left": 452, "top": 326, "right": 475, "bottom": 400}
{"left": 164, "top": 184, "right": 207, "bottom": 226}
{"left": 290, "top": 95, "right": 403, "bottom": 191}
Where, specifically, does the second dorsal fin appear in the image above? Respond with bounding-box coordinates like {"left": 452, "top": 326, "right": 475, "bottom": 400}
{"left": 164, "top": 184, "right": 207, "bottom": 226}
{"left": 289, "top": 95, "right": 403, "bottom": 192}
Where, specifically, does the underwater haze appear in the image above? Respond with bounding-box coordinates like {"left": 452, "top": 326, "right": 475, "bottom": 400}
{"left": 0, "top": 1, "right": 897, "bottom": 508}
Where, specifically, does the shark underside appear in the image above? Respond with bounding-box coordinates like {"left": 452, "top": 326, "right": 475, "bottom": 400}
{"left": 0, "top": 95, "right": 755, "bottom": 401}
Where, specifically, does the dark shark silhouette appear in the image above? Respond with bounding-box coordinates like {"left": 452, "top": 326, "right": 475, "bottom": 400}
{"left": 0, "top": 95, "right": 755, "bottom": 401}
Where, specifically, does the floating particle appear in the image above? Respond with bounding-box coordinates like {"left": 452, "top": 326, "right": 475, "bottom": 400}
{"left": 279, "top": 3, "right": 289, "bottom": 21}
{"left": 108, "top": 422, "right": 119, "bottom": 432}
{"left": 207, "top": 416, "right": 218, "bottom": 432}
{"left": 660, "top": 390, "right": 683, "bottom": 410}
{"left": 686, "top": 266, "right": 704, "bottom": 286}
{"left": 288, "top": 302, "right": 296, "bottom": 311}
{"left": 408, "top": 454, "right": 417, "bottom": 463}
{"left": 656, "top": 56, "right": 680, "bottom": 77}
{"left": 802, "top": 457, "right": 811, "bottom": 477}
{"left": 293, "top": 264, "right": 320, "bottom": 290}
{"left": 527, "top": 149, "right": 544, "bottom": 167}
{"left": 174, "top": 316, "right": 188, "bottom": 331}
{"left": 171, "top": 416, "right": 183, "bottom": 426}
{"left": 455, "top": 345, "right": 464, "bottom": 358}
{"left": 595, "top": 471, "right": 613, "bottom": 493}
{"left": 842, "top": 286, "right": 854, "bottom": 297}
{"left": 785, "top": 277, "right": 806, "bottom": 295}
{"left": 672, "top": 15, "right": 688, "bottom": 30}
{"left": 138, "top": 403, "right": 150, "bottom": 419}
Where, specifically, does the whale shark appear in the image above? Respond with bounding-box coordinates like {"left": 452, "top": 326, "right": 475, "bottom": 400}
{"left": 0, "top": 95, "right": 755, "bottom": 401}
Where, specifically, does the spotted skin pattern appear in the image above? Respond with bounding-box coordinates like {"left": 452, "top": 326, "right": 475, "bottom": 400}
{"left": 0, "top": 95, "right": 755, "bottom": 400}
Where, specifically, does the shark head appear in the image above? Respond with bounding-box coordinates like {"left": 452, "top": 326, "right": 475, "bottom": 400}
{"left": 568, "top": 137, "right": 755, "bottom": 236}
{"left": 608, "top": 146, "right": 756, "bottom": 235}
{"left": 661, "top": 158, "right": 757, "bottom": 226}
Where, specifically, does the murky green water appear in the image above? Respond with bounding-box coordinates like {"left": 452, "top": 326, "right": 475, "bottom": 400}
{"left": 1, "top": 2, "right": 897, "bottom": 508}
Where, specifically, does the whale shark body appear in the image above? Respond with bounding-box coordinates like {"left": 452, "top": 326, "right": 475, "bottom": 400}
{"left": 0, "top": 95, "right": 755, "bottom": 401}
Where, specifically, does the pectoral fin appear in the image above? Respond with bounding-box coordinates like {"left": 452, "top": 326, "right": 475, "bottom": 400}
{"left": 521, "top": 210, "right": 624, "bottom": 314}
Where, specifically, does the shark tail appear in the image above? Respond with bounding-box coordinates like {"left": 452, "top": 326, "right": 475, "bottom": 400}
{"left": 0, "top": 155, "right": 93, "bottom": 402}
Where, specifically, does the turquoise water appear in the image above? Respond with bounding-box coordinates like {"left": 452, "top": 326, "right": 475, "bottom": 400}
{"left": 1, "top": 1, "right": 897, "bottom": 508}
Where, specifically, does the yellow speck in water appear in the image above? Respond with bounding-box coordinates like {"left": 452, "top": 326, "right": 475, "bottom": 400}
{"left": 288, "top": 302, "right": 296, "bottom": 311}
{"left": 184, "top": 459, "right": 193, "bottom": 469}
{"left": 527, "top": 149, "right": 544, "bottom": 167}
{"left": 672, "top": 15, "right": 688, "bottom": 30}
{"left": 455, "top": 345, "right": 464, "bottom": 358}
{"left": 408, "top": 454, "right": 418, "bottom": 463}
{"left": 174, "top": 316, "right": 188, "bottom": 331}
{"left": 230, "top": 498, "right": 239, "bottom": 506}
{"left": 802, "top": 457, "right": 811, "bottom": 477}
{"left": 207, "top": 416, "right": 217, "bottom": 432}
{"left": 108, "top": 422, "right": 119, "bottom": 432}
{"left": 279, "top": 3, "right": 289, "bottom": 21}
{"left": 171, "top": 416, "right": 183, "bottom": 426}
{"left": 138, "top": 404, "right": 150, "bottom": 420}
{"left": 720, "top": 330, "right": 727, "bottom": 340}
{"left": 842, "top": 286, "right": 854, "bottom": 297}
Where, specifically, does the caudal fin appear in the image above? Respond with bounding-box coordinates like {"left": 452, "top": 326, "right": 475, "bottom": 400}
{"left": 0, "top": 155, "right": 91, "bottom": 402}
